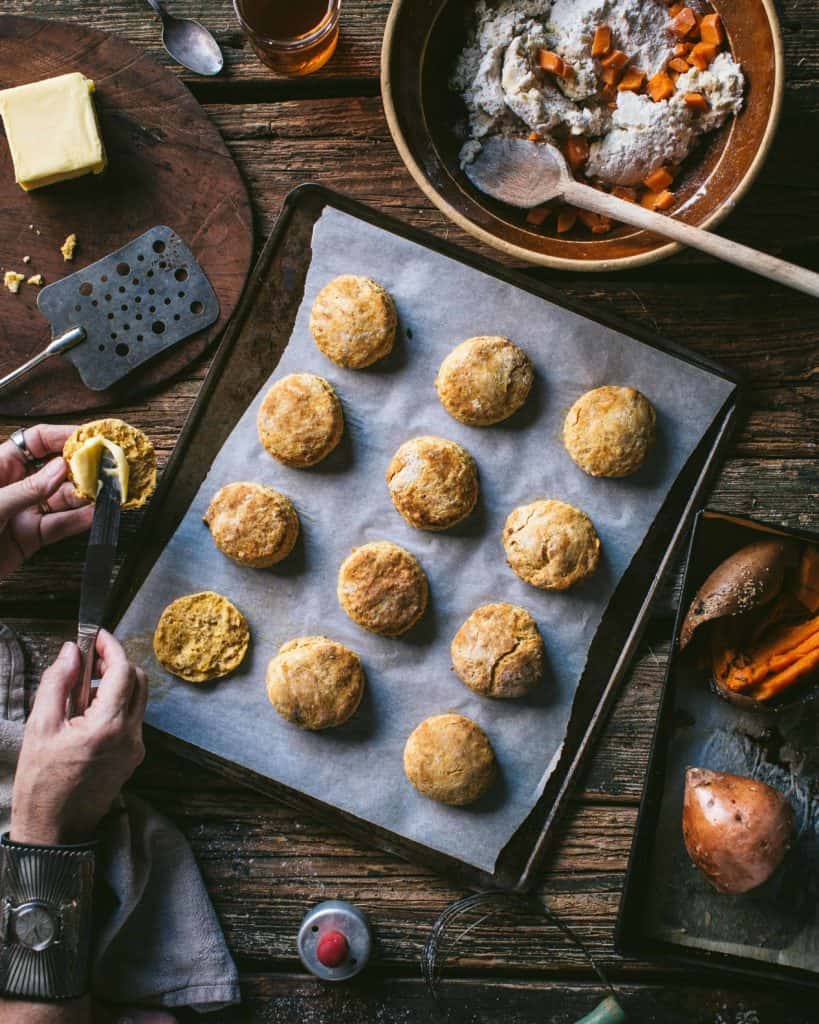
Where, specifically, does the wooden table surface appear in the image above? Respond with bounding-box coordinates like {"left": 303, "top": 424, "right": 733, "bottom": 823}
{"left": 2, "top": 1, "right": 818, "bottom": 1020}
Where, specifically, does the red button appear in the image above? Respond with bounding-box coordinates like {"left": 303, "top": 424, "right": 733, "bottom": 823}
{"left": 316, "top": 930, "right": 349, "bottom": 968}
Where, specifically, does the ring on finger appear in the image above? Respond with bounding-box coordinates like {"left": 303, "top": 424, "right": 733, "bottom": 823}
{"left": 10, "top": 428, "right": 37, "bottom": 466}
{"left": 38, "top": 501, "right": 51, "bottom": 516}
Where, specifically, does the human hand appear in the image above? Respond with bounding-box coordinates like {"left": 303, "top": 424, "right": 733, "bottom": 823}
{"left": 10, "top": 631, "right": 147, "bottom": 846}
{"left": 0, "top": 424, "right": 93, "bottom": 577}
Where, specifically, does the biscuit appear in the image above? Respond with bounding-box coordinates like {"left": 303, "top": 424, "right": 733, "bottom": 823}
{"left": 563, "top": 385, "right": 656, "bottom": 478}
{"left": 266, "top": 635, "right": 365, "bottom": 730}
{"left": 503, "top": 499, "right": 600, "bottom": 590}
{"left": 257, "top": 373, "right": 343, "bottom": 468}
{"left": 310, "top": 275, "right": 397, "bottom": 369}
{"left": 435, "top": 336, "right": 534, "bottom": 426}
{"left": 338, "top": 540, "right": 428, "bottom": 637}
{"left": 63, "top": 418, "right": 156, "bottom": 510}
{"left": 153, "top": 591, "right": 249, "bottom": 683}
{"left": 204, "top": 482, "right": 299, "bottom": 568}
{"left": 403, "top": 713, "right": 497, "bottom": 806}
{"left": 386, "top": 435, "right": 478, "bottom": 531}
{"left": 451, "top": 603, "right": 544, "bottom": 698}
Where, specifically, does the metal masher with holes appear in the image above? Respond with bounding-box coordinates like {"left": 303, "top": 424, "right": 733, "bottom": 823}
{"left": 0, "top": 225, "right": 219, "bottom": 394}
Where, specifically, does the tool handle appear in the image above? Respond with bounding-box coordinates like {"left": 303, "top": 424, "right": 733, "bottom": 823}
{"left": 572, "top": 996, "right": 627, "bottom": 1024}
{"left": 144, "top": 0, "right": 165, "bottom": 15}
{"left": 71, "top": 625, "right": 98, "bottom": 718}
{"left": 564, "top": 180, "right": 819, "bottom": 299}
{"left": 0, "top": 326, "right": 86, "bottom": 395}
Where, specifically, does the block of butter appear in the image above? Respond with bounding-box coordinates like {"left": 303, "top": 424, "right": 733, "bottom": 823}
{"left": 0, "top": 72, "right": 107, "bottom": 191}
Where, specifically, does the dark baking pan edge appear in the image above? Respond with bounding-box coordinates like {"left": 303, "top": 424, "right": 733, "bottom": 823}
{"left": 615, "top": 508, "right": 819, "bottom": 990}
{"left": 107, "top": 183, "right": 743, "bottom": 895}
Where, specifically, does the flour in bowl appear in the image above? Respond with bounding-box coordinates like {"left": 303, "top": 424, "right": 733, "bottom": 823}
{"left": 451, "top": 0, "right": 744, "bottom": 197}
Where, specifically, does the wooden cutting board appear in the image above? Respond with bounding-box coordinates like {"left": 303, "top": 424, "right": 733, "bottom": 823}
{"left": 0, "top": 15, "right": 253, "bottom": 417}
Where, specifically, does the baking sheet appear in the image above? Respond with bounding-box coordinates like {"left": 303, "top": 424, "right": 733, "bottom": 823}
{"left": 639, "top": 517, "right": 819, "bottom": 972}
{"left": 116, "top": 207, "right": 735, "bottom": 874}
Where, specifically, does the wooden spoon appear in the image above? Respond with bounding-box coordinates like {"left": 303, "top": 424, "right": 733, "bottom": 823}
{"left": 464, "top": 138, "right": 819, "bottom": 297}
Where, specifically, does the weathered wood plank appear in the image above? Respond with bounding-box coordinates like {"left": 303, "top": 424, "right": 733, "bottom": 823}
{"left": 1, "top": 457, "right": 815, "bottom": 615}
{"left": 4, "top": 0, "right": 817, "bottom": 93}
{"left": 188, "top": 974, "right": 819, "bottom": 1024}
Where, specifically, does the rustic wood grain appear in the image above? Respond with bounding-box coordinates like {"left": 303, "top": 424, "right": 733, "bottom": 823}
{"left": 0, "top": 16, "right": 254, "bottom": 417}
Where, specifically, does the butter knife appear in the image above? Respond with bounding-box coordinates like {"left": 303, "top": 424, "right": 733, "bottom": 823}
{"left": 71, "top": 447, "right": 122, "bottom": 717}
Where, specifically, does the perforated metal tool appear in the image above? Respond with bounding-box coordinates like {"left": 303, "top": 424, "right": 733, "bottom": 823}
{"left": 0, "top": 225, "right": 219, "bottom": 393}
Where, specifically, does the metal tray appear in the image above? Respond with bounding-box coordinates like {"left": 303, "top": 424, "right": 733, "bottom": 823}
{"left": 108, "top": 185, "right": 741, "bottom": 893}
{"left": 616, "top": 509, "right": 819, "bottom": 988}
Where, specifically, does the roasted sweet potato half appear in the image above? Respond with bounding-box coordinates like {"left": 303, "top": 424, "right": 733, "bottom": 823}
{"left": 682, "top": 767, "right": 795, "bottom": 895}
{"left": 679, "top": 540, "right": 792, "bottom": 650}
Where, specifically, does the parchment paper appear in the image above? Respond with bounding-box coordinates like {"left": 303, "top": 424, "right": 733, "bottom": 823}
{"left": 117, "top": 207, "right": 735, "bottom": 874}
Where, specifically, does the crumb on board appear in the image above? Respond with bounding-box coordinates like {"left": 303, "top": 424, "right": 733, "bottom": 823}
{"left": 4, "top": 271, "right": 25, "bottom": 294}
{"left": 61, "top": 233, "right": 77, "bottom": 261}
{"left": 22, "top": 255, "right": 30, "bottom": 264}
{"left": 26, "top": 273, "right": 44, "bottom": 286}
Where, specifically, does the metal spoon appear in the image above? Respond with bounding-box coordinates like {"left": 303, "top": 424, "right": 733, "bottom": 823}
{"left": 144, "top": 0, "right": 224, "bottom": 76}
{"left": 465, "top": 137, "right": 819, "bottom": 298}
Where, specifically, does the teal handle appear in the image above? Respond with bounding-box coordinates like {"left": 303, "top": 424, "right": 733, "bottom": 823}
{"left": 573, "top": 996, "right": 627, "bottom": 1024}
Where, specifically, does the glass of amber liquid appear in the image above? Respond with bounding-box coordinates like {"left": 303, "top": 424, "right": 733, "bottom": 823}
{"left": 233, "top": 0, "right": 340, "bottom": 75}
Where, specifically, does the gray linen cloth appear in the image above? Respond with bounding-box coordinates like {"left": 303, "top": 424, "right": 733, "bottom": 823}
{"left": 0, "top": 624, "right": 240, "bottom": 1011}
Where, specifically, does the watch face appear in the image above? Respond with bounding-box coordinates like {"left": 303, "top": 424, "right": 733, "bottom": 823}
{"left": 12, "top": 902, "right": 58, "bottom": 951}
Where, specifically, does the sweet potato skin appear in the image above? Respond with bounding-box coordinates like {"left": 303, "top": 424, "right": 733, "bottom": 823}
{"left": 679, "top": 540, "right": 791, "bottom": 649}
{"left": 682, "top": 767, "right": 795, "bottom": 894}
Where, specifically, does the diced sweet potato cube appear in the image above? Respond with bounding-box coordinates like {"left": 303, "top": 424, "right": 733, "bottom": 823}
{"left": 700, "top": 13, "right": 725, "bottom": 45}
{"left": 643, "top": 166, "right": 674, "bottom": 192}
{"left": 577, "top": 209, "right": 614, "bottom": 234}
{"left": 640, "top": 188, "right": 676, "bottom": 211}
{"left": 600, "top": 49, "right": 629, "bottom": 71}
{"left": 529, "top": 131, "right": 544, "bottom": 142}
{"left": 668, "top": 2, "right": 683, "bottom": 15}
{"left": 612, "top": 185, "right": 637, "bottom": 202}
{"left": 537, "top": 49, "right": 566, "bottom": 76}
{"left": 647, "top": 71, "right": 675, "bottom": 101}
{"left": 674, "top": 42, "right": 694, "bottom": 56}
{"left": 670, "top": 6, "right": 698, "bottom": 38}
{"left": 525, "top": 206, "right": 551, "bottom": 226}
{"left": 618, "top": 67, "right": 646, "bottom": 91}
{"left": 556, "top": 207, "right": 578, "bottom": 233}
{"left": 591, "top": 25, "right": 611, "bottom": 58}
{"left": 668, "top": 56, "right": 691, "bottom": 73}
{"left": 689, "top": 41, "right": 718, "bottom": 70}
{"left": 684, "top": 92, "right": 710, "bottom": 111}
{"left": 601, "top": 66, "right": 622, "bottom": 86}
{"left": 565, "top": 135, "right": 590, "bottom": 171}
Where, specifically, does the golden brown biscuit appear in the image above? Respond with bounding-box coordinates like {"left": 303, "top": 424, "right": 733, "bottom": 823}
{"left": 451, "top": 603, "right": 544, "bottom": 698}
{"left": 204, "top": 482, "right": 299, "bottom": 568}
{"left": 266, "top": 636, "right": 365, "bottom": 730}
{"left": 309, "top": 275, "right": 397, "bottom": 369}
{"left": 386, "top": 435, "right": 478, "bottom": 531}
{"left": 153, "top": 591, "right": 249, "bottom": 683}
{"left": 435, "top": 336, "right": 534, "bottom": 426}
{"left": 563, "top": 385, "right": 656, "bottom": 478}
{"left": 257, "top": 373, "right": 343, "bottom": 468}
{"left": 63, "top": 418, "right": 156, "bottom": 510}
{"left": 338, "top": 540, "right": 429, "bottom": 637}
{"left": 503, "top": 499, "right": 600, "bottom": 590}
{"left": 403, "top": 713, "right": 497, "bottom": 806}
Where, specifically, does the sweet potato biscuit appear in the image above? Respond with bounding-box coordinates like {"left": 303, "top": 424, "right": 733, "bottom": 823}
{"left": 63, "top": 418, "right": 156, "bottom": 510}
{"left": 451, "top": 603, "right": 544, "bottom": 698}
{"left": 153, "top": 591, "right": 249, "bottom": 683}
{"left": 309, "top": 274, "right": 397, "bottom": 369}
{"left": 204, "top": 482, "right": 299, "bottom": 568}
{"left": 503, "top": 499, "right": 600, "bottom": 590}
{"left": 386, "top": 435, "right": 478, "bottom": 531}
{"left": 435, "top": 336, "right": 534, "bottom": 426}
{"left": 266, "top": 635, "right": 365, "bottom": 730}
{"left": 403, "top": 713, "right": 497, "bottom": 806}
{"left": 257, "top": 373, "right": 343, "bottom": 468}
{"left": 338, "top": 540, "right": 428, "bottom": 637}
{"left": 563, "top": 385, "right": 656, "bottom": 478}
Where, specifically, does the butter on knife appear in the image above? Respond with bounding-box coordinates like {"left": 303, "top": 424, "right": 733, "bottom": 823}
{"left": 0, "top": 72, "right": 107, "bottom": 191}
